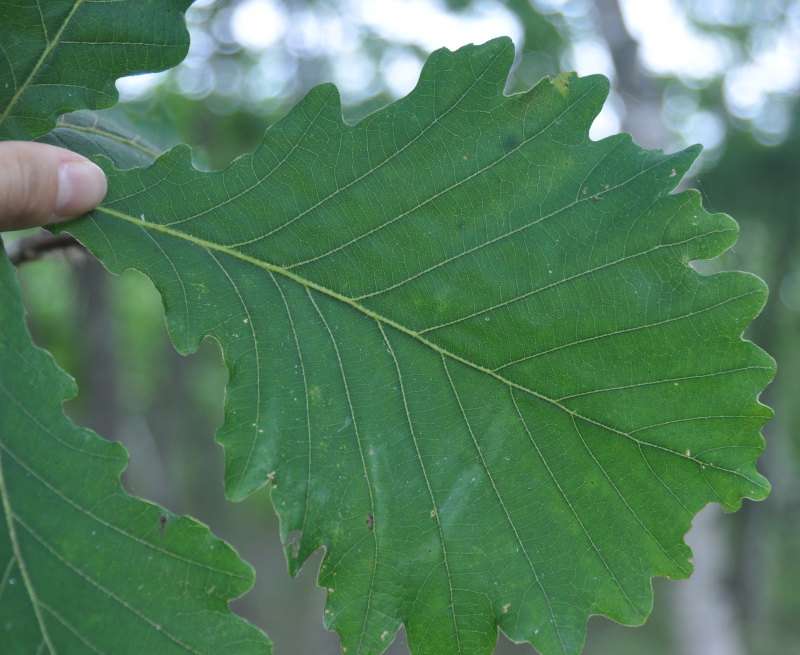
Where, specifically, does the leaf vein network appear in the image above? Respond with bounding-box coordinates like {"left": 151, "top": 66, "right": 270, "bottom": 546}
{"left": 284, "top": 83, "right": 603, "bottom": 273}
{"left": 350, "top": 152, "right": 676, "bottom": 302}
{"left": 306, "top": 289, "right": 380, "bottom": 652}
{"left": 443, "top": 357, "right": 567, "bottom": 654}
{"left": 0, "top": 0, "right": 85, "bottom": 127}
{"left": 378, "top": 322, "right": 462, "bottom": 650}
{"left": 99, "top": 205, "right": 765, "bottom": 492}
{"left": 14, "top": 514, "right": 205, "bottom": 654}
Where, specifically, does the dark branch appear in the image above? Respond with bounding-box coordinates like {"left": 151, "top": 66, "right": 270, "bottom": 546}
{"left": 7, "top": 231, "right": 86, "bottom": 266}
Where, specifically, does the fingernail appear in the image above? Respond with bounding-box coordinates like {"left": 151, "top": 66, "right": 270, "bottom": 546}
{"left": 52, "top": 161, "right": 108, "bottom": 220}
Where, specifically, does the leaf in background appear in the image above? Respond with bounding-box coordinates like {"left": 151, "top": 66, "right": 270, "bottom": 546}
{"left": 39, "top": 109, "right": 172, "bottom": 169}
{"left": 0, "top": 3, "right": 272, "bottom": 653}
{"left": 61, "top": 39, "right": 773, "bottom": 655}
{"left": 0, "top": 0, "right": 191, "bottom": 141}
{"left": 0, "top": 247, "right": 272, "bottom": 654}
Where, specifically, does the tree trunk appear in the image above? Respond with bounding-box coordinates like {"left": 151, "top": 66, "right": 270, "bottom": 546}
{"left": 594, "top": 0, "right": 665, "bottom": 148}
{"left": 671, "top": 505, "right": 747, "bottom": 655}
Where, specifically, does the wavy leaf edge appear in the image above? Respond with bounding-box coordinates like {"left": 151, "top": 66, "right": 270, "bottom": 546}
{"left": 50, "top": 36, "right": 775, "bottom": 655}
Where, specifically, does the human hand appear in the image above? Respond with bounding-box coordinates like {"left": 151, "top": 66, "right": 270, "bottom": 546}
{"left": 0, "top": 141, "right": 107, "bottom": 232}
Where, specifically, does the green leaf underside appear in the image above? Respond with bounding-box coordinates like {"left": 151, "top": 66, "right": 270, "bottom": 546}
{"left": 60, "top": 39, "right": 773, "bottom": 655}
{"left": 0, "top": 0, "right": 191, "bottom": 141}
{"left": 0, "top": 250, "right": 272, "bottom": 654}
{"left": 39, "top": 110, "right": 166, "bottom": 169}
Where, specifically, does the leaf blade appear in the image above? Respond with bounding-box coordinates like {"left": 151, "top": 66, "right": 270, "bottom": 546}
{"left": 0, "top": 248, "right": 272, "bottom": 654}
{"left": 60, "top": 38, "right": 773, "bottom": 655}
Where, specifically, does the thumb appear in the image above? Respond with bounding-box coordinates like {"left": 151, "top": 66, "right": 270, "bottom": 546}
{"left": 0, "top": 141, "right": 107, "bottom": 232}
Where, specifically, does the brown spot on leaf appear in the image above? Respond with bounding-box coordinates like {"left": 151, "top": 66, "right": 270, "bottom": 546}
{"left": 283, "top": 530, "right": 302, "bottom": 558}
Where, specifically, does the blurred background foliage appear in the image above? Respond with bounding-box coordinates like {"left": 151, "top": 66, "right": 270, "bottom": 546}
{"left": 10, "top": 0, "right": 800, "bottom": 653}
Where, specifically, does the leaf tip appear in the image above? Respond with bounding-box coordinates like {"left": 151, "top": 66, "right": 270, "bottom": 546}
{"left": 311, "top": 81, "right": 343, "bottom": 109}
{"left": 425, "top": 36, "right": 516, "bottom": 88}
{"left": 448, "top": 34, "right": 514, "bottom": 55}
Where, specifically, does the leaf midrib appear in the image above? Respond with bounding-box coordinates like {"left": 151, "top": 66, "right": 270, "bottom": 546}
{"left": 0, "top": 0, "right": 86, "bottom": 129}
{"left": 93, "top": 205, "right": 767, "bottom": 492}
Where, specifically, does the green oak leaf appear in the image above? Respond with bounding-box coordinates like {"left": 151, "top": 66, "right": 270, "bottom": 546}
{"left": 59, "top": 38, "right": 772, "bottom": 655}
{"left": 0, "top": 0, "right": 191, "bottom": 141}
{"left": 0, "top": 248, "right": 272, "bottom": 654}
